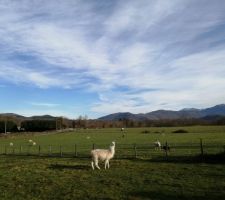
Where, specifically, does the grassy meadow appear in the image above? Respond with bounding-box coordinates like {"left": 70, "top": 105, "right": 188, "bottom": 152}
{"left": 0, "top": 126, "right": 225, "bottom": 199}
{"left": 1, "top": 126, "right": 225, "bottom": 157}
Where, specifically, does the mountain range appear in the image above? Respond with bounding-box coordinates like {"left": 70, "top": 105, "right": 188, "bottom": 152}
{"left": 0, "top": 104, "right": 225, "bottom": 121}
{"left": 98, "top": 104, "right": 225, "bottom": 121}
{"left": 0, "top": 114, "right": 56, "bottom": 121}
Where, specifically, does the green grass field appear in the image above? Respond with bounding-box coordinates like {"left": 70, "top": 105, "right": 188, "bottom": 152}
{"left": 1, "top": 126, "right": 225, "bottom": 157}
{"left": 0, "top": 126, "right": 225, "bottom": 199}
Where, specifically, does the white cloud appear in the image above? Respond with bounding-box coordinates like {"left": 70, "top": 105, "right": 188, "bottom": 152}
{"left": 28, "top": 102, "right": 60, "bottom": 108}
{"left": 0, "top": 64, "right": 65, "bottom": 88}
{"left": 91, "top": 47, "right": 225, "bottom": 114}
{"left": 0, "top": 0, "right": 225, "bottom": 117}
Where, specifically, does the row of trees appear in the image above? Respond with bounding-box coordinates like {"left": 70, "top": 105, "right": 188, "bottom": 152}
{"left": 1, "top": 115, "right": 225, "bottom": 133}
{"left": 0, "top": 121, "right": 18, "bottom": 133}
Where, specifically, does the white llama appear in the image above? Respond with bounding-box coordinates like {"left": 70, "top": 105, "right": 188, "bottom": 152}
{"left": 91, "top": 141, "right": 115, "bottom": 170}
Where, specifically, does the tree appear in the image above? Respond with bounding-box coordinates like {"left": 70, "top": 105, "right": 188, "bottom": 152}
{"left": 21, "top": 120, "right": 56, "bottom": 132}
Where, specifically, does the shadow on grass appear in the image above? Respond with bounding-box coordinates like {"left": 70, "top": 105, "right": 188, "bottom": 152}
{"left": 135, "top": 152, "right": 225, "bottom": 164}
{"left": 1, "top": 152, "right": 225, "bottom": 165}
{"left": 49, "top": 164, "right": 90, "bottom": 170}
{"left": 0, "top": 154, "right": 90, "bottom": 160}
{"left": 128, "top": 190, "right": 224, "bottom": 200}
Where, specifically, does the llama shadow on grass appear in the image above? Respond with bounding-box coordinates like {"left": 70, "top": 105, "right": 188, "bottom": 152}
{"left": 49, "top": 164, "right": 90, "bottom": 170}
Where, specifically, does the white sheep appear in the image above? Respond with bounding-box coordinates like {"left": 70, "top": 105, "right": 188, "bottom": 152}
{"left": 29, "top": 139, "right": 33, "bottom": 143}
{"left": 91, "top": 141, "right": 115, "bottom": 170}
{"left": 9, "top": 142, "right": 13, "bottom": 146}
{"left": 33, "top": 142, "right": 36, "bottom": 146}
{"left": 154, "top": 140, "right": 161, "bottom": 150}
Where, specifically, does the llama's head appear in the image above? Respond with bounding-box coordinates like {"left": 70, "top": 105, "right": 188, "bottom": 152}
{"left": 111, "top": 141, "right": 115, "bottom": 146}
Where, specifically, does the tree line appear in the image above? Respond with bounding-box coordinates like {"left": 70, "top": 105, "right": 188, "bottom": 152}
{"left": 0, "top": 115, "right": 225, "bottom": 133}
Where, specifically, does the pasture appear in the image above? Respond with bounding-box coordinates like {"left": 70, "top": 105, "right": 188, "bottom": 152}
{"left": 0, "top": 126, "right": 225, "bottom": 199}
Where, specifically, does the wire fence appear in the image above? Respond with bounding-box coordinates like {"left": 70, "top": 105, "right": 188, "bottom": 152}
{"left": 1, "top": 140, "right": 225, "bottom": 159}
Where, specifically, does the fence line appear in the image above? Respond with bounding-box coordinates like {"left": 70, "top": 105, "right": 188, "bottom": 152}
{"left": 0, "top": 140, "right": 224, "bottom": 159}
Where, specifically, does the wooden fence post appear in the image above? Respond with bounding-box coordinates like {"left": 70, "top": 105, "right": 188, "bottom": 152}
{"left": 165, "top": 141, "right": 168, "bottom": 159}
{"left": 49, "top": 145, "right": 52, "bottom": 156}
{"left": 5, "top": 145, "right": 7, "bottom": 155}
{"left": 60, "top": 145, "right": 62, "bottom": 157}
{"left": 20, "top": 145, "right": 22, "bottom": 155}
{"left": 200, "top": 138, "right": 204, "bottom": 157}
{"left": 92, "top": 143, "right": 95, "bottom": 150}
{"left": 27, "top": 145, "right": 30, "bottom": 156}
{"left": 134, "top": 144, "right": 137, "bottom": 158}
{"left": 74, "top": 144, "right": 77, "bottom": 157}
{"left": 38, "top": 145, "right": 41, "bottom": 156}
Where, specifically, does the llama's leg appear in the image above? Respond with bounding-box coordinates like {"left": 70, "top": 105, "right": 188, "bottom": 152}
{"left": 91, "top": 161, "right": 95, "bottom": 170}
{"left": 107, "top": 160, "right": 110, "bottom": 169}
{"left": 104, "top": 160, "right": 110, "bottom": 169}
{"left": 95, "top": 160, "right": 100, "bottom": 170}
{"left": 104, "top": 160, "right": 107, "bottom": 170}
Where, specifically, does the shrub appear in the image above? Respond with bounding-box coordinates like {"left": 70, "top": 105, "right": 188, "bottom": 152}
{"left": 172, "top": 129, "right": 188, "bottom": 133}
{"left": 141, "top": 130, "right": 150, "bottom": 134}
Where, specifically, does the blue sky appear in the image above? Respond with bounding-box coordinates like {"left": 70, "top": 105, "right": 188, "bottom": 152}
{"left": 0, "top": 0, "right": 225, "bottom": 119}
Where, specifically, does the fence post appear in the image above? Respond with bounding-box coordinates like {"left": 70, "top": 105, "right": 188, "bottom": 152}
{"left": 27, "top": 145, "right": 30, "bottom": 156}
{"left": 200, "top": 138, "right": 204, "bottom": 157}
{"left": 60, "top": 145, "right": 63, "bottom": 157}
{"left": 38, "top": 145, "right": 41, "bottom": 156}
{"left": 74, "top": 144, "right": 77, "bottom": 157}
{"left": 92, "top": 143, "right": 95, "bottom": 150}
{"left": 49, "top": 145, "right": 52, "bottom": 156}
{"left": 5, "top": 145, "right": 7, "bottom": 155}
{"left": 165, "top": 141, "right": 168, "bottom": 159}
{"left": 134, "top": 143, "right": 137, "bottom": 158}
{"left": 20, "top": 145, "right": 22, "bottom": 155}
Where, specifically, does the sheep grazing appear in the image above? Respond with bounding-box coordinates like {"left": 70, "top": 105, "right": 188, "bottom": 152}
{"left": 9, "top": 142, "right": 13, "bottom": 146}
{"left": 121, "top": 128, "right": 125, "bottom": 138}
{"left": 28, "top": 139, "right": 33, "bottom": 143}
{"left": 91, "top": 141, "right": 115, "bottom": 170}
{"left": 33, "top": 142, "right": 36, "bottom": 146}
{"left": 154, "top": 140, "right": 161, "bottom": 150}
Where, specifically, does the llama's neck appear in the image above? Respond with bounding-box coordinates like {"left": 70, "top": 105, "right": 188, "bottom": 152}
{"left": 109, "top": 145, "right": 115, "bottom": 156}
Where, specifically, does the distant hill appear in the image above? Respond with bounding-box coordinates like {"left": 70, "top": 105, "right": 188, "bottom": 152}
{"left": 1, "top": 104, "right": 225, "bottom": 122}
{"left": 97, "top": 112, "right": 147, "bottom": 121}
{"left": 0, "top": 113, "right": 27, "bottom": 120}
{"left": 0, "top": 113, "right": 56, "bottom": 121}
{"left": 29, "top": 115, "right": 56, "bottom": 121}
{"left": 98, "top": 104, "right": 225, "bottom": 121}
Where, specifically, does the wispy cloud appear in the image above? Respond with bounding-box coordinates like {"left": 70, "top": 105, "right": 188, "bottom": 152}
{"left": 28, "top": 102, "right": 60, "bottom": 108}
{"left": 0, "top": 0, "right": 225, "bottom": 116}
